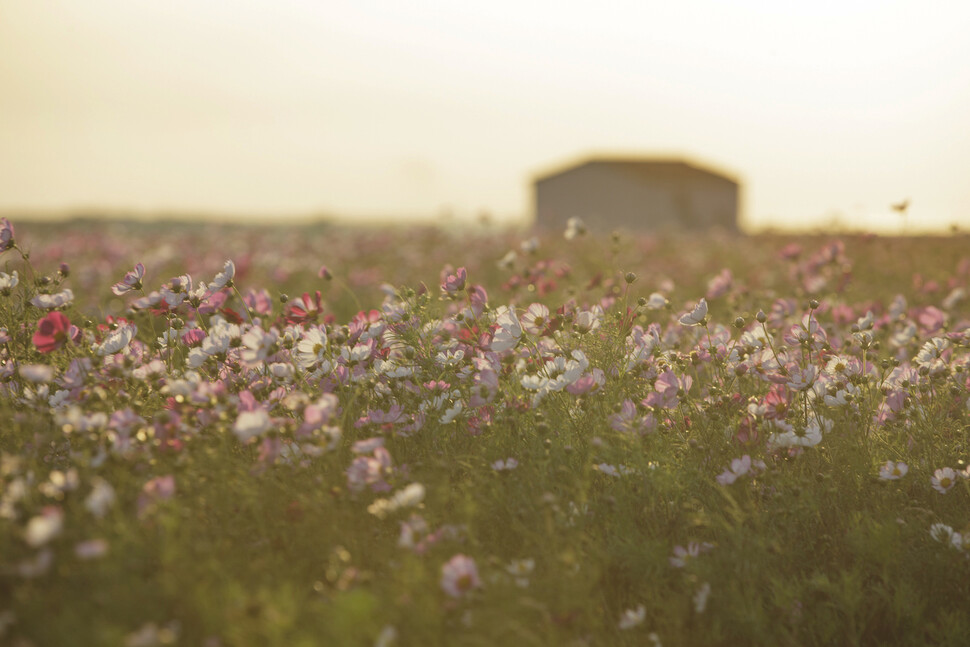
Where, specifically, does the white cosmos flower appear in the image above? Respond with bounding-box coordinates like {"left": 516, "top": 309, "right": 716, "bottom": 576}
{"left": 187, "top": 347, "right": 208, "bottom": 368}
{"left": 85, "top": 479, "right": 116, "bottom": 518}
{"left": 931, "top": 467, "right": 957, "bottom": 494}
{"left": 497, "top": 250, "right": 518, "bottom": 270}
{"left": 269, "top": 362, "right": 294, "bottom": 380}
{"left": 943, "top": 287, "right": 966, "bottom": 310}
{"left": 915, "top": 337, "right": 949, "bottom": 372}
{"left": 564, "top": 216, "right": 587, "bottom": 240}
{"left": 574, "top": 308, "right": 602, "bottom": 334}
{"left": 878, "top": 460, "right": 908, "bottom": 480}
{"left": 716, "top": 455, "right": 752, "bottom": 485}
{"left": 368, "top": 483, "right": 426, "bottom": 518}
{"left": 491, "top": 306, "right": 523, "bottom": 352}
{"left": 618, "top": 605, "right": 645, "bottom": 630}
{"left": 295, "top": 327, "right": 328, "bottom": 369}
{"left": 31, "top": 289, "right": 73, "bottom": 310}
{"left": 96, "top": 324, "right": 137, "bottom": 356}
{"left": 521, "top": 303, "right": 550, "bottom": 335}
{"left": 211, "top": 259, "right": 236, "bottom": 289}
{"left": 930, "top": 522, "right": 955, "bottom": 543}
{"left": 693, "top": 582, "right": 712, "bottom": 614}
{"left": 19, "top": 364, "right": 54, "bottom": 383}
{"left": 492, "top": 458, "right": 519, "bottom": 471}
{"left": 644, "top": 292, "right": 669, "bottom": 310}
{"left": 234, "top": 410, "right": 271, "bottom": 442}
{"left": 435, "top": 349, "right": 465, "bottom": 366}
{"left": 440, "top": 400, "right": 463, "bottom": 424}
{"left": 25, "top": 508, "right": 63, "bottom": 547}
{"left": 160, "top": 275, "right": 192, "bottom": 307}
{"left": 0, "top": 270, "right": 19, "bottom": 293}
{"left": 201, "top": 330, "right": 231, "bottom": 356}
{"left": 506, "top": 558, "right": 535, "bottom": 587}
{"left": 679, "top": 298, "right": 708, "bottom": 326}
{"left": 240, "top": 327, "right": 278, "bottom": 366}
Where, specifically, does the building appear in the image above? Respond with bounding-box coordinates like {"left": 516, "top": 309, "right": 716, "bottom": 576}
{"left": 532, "top": 156, "right": 740, "bottom": 232}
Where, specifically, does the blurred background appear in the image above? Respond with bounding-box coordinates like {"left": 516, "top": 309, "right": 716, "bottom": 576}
{"left": 1, "top": 0, "right": 969, "bottom": 233}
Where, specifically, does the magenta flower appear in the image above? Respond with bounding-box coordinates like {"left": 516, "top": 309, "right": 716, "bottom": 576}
{"left": 0, "top": 217, "right": 14, "bottom": 252}
{"left": 287, "top": 291, "right": 323, "bottom": 325}
{"left": 441, "top": 267, "right": 467, "bottom": 295}
{"left": 33, "top": 311, "right": 71, "bottom": 353}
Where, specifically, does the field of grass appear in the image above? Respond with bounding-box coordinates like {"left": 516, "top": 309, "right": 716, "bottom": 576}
{"left": 2, "top": 217, "right": 969, "bottom": 646}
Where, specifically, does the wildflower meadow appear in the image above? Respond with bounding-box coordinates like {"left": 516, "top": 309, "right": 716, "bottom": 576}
{"left": 2, "top": 217, "right": 970, "bottom": 646}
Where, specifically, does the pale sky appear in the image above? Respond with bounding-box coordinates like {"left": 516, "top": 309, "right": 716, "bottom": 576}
{"left": 2, "top": 0, "right": 969, "bottom": 231}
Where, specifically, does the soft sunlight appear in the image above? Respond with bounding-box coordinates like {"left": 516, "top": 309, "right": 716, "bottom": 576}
{"left": 1, "top": 1, "right": 969, "bottom": 228}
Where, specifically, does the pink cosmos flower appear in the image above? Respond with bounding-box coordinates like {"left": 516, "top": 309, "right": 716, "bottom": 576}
{"left": 784, "top": 314, "right": 828, "bottom": 352}
{"left": 287, "top": 291, "right": 324, "bottom": 325}
{"left": 785, "top": 364, "right": 817, "bottom": 391}
{"left": 611, "top": 399, "right": 656, "bottom": 434}
{"left": 0, "top": 217, "right": 14, "bottom": 251}
{"left": 441, "top": 267, "right": 467, "bottom": 295}
{"left": 137, "top": 475, "right": 176, "bottom": 517}
{"left": 346, "top": 447, "right": 393, "bottom": 492}
{"left": 441, "top": 554, "right": 481, "bottom": 598}
{"left": 75, "top": 538, "right": 109, "bottom": 560}
{"left": 566, "top": 367, "right": 606, "bottom": 395}
{"left": 706, "top": 268, "right": 733, "bottom": 299}
{"left": 244, "top": 289, "right": 274, "bottom": 315}
{"left": 33, "top": 311, "right": 71, "bottom": 353}
{"left": 111, "top": 263, "right": 145, "bottom": 296}
{"left": 643, "top": 370, "right": 691, "bottom": 409}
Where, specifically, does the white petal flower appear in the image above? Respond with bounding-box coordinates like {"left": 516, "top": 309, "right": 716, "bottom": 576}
{"left": 234, "top": 410, "right": 271, "bottom": 442}
{"left": 25, "top": 508, "right": 63, "bottom": 547}
{"left": 679, "top": 298, "right": 708, "bottom": 326}
{"left": 97, "top": 324, "right": 137, "bottom": 356}
{"left": 618, "top": 605, "right": 645, "bottom": 630}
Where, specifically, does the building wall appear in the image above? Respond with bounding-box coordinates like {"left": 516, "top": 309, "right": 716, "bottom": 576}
{"left": 535, "top": 165, "right": 680, "bottom": 232}
{"left": 534, "top": 162, "right": 738, "bottom": 232}
{"left": 684, "top": 175, "right": 739, "bottom": 231}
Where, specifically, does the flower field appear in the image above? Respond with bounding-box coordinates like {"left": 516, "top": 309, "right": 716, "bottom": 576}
{"left": 2, "top": 217, "right": 970, "bottom": 646}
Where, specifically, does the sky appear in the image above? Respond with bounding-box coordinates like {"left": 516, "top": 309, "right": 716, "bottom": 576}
{"left": 2, "top": 0, "right": 969, "bottom": 232}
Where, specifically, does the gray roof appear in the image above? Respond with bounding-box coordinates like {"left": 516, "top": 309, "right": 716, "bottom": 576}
{"left": 534, "top": 157, "right": 739, "bottom": 186}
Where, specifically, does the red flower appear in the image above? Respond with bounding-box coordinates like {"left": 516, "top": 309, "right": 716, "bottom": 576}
{"left": 287, "top": 291, "right": 323, "bottom": 325}
{"left": 33, "top": 311, "right": 71, "bottom": 353}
